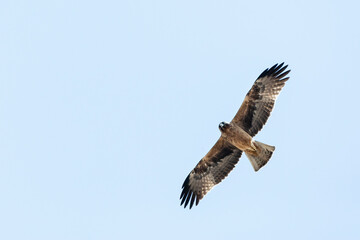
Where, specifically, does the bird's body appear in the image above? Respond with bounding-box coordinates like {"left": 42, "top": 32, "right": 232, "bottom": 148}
{"left": 219, "top": 121, "right": 275, "bottom": 171}
{"left": 219, "top": 122, "right": 255, "bottom": 152}
{"left": 180, "top": 63, "right": 291, "bottom": 209}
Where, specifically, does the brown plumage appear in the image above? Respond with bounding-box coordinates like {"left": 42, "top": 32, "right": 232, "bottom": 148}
{"left": 180, "top": 63, "right": 290, "bottom": 209}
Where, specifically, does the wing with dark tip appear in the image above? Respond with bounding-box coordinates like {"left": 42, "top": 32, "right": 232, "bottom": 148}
{"left": 231, "top": 63, "right": 290, "bottom": 137}
{"left": 180, "top": 138, "right": 242, "bottom": 209}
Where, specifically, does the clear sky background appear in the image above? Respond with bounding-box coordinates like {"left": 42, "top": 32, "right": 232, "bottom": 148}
{"left": 1, "top": 0, "right": 360, "bottom": 239}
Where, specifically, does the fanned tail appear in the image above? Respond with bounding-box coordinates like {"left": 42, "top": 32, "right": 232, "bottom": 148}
{"left": 245, "top": 141, "right": 275, "bottom": 171}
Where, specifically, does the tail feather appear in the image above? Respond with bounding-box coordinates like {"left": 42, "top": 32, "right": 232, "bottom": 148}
{"left": 245, "top": 141, "right": 275, "bottom": 171}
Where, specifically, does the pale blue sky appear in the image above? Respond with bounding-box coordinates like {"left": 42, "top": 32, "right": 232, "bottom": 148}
{"left": 1, "top": 0, "right": 360, "bottom": 239}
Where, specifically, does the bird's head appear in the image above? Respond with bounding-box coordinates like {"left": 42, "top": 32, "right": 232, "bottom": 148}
{"left": 218, "top": 121, "right": 230, "bottom": 132}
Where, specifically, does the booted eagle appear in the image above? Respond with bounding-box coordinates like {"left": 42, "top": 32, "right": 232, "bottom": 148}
{"left": 180, "top": 63, "right": 290, "bottom": 209}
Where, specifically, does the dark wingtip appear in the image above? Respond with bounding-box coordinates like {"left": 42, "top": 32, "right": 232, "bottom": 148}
{"left": 180, "top": 174, "right": 191, "bottom": 208}
{"left": 184, "top": 191, "right": 192, "bottom": 208}
{"left": 257, "top": 68, "right": 269, "bottom": 79}
{"left": 257, "top": 62, "right": 290, "bottom": 80}
{"left": 180, "top": 179, "right": 189, "bottom": 201}
{"left": 277, "top": 69, "right": 291, "bottom": 80}
{"left": 180, "top": 173, "right": 200, "bottom": 209}
{"left": 189, "top": 192, "right": 196, "bottom": 209}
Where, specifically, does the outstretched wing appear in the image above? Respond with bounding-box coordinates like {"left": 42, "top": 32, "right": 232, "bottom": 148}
{"left": 180, "top": 138, "right": 242, "bottom": 209}
{"left": 231, "top": 63, "right": 290, "bottom": 137}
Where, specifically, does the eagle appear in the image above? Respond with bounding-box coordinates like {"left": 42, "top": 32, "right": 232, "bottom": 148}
{"left": 180, "top": 63, "right": 290, "bottom": 209}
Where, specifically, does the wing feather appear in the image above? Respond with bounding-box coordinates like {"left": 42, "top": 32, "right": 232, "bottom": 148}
{"left": 180, "top": 138, "right": 242, "bottom": 209}
{"left": 231, "top": 63, "right": 290, "bottom": 136}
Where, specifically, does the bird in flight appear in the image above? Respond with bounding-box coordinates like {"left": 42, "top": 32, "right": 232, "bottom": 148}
{"left": 180, "top": 63, "right": 290, "bottom": 209}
